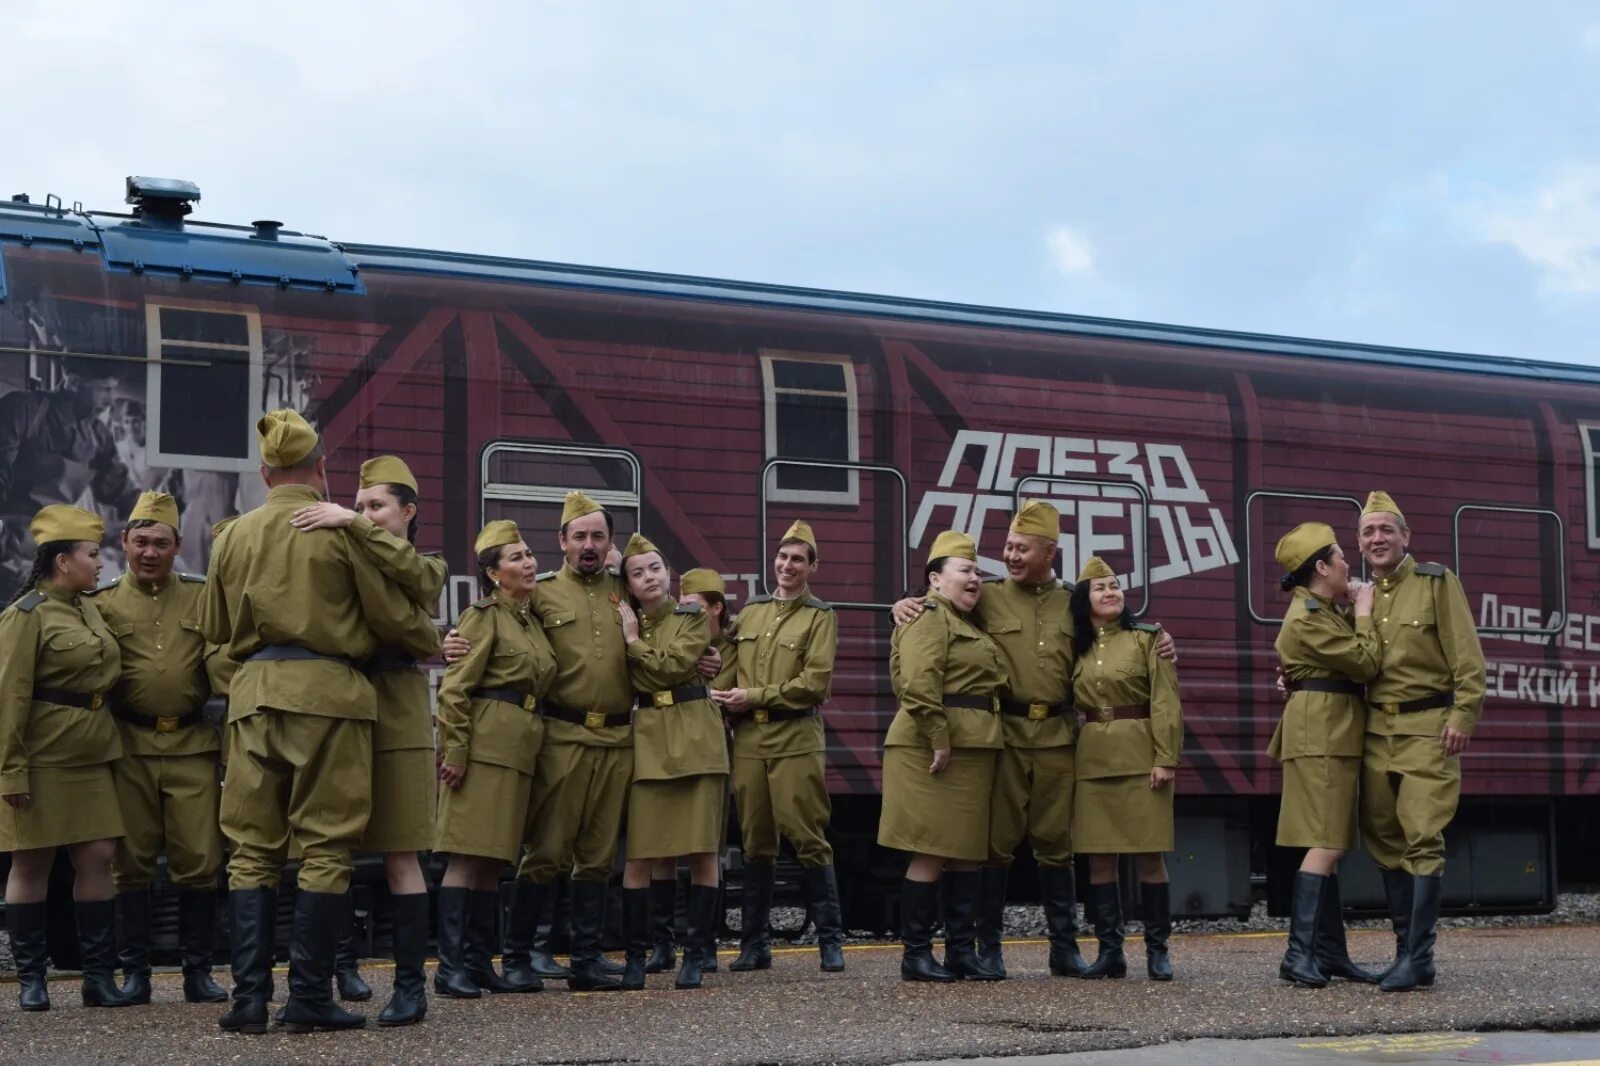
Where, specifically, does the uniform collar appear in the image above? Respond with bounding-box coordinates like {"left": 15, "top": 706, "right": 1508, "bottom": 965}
{"left": 1009, "top": 574, "right": 1058, "bottom": 594}
{"left": 928, "top": 590, "right": 972, "bottom": 620}
{"left": 642, "top": 596, "right": 676, "bottom": 623}
{"left": 122, "top": 570, "right": 169, "bottom": 597}
{"left": 493, "top": 587, "right": 531, "bottom": 616}
{"left": 1296, "top": 586, "right": 1337, "bottom": 610}
{"left": 266, "top": 484, "right": 322, "bottom": 505}
{"left": 1092, "top": 616, "right": 1124, "bottom": 638}
{"left": 563, "top": 562, "right": 611, "bottom": 585}
{"left": 1377, "top": 554, "right": 1416, "bottom": 590}
{"left": 773, "top": 583, "right": 809, "bottom": 605}
{"left": 37, "top": 579, "right": 79, "bottom": 604}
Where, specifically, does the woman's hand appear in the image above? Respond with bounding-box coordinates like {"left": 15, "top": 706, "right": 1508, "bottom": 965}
{"left": 696, "top": 645, "right": 722, "bottom": 679}
{"left": 3, "top": 792, "right": 31, "bottom": 809}
{"left": 439, "top": 762, "right": 467, "bottom": 789}
{"left": 711, "top": 688, "right": 750, "bottom": 712}
{"left": 442, "top": 630, "right": 471, "bottom": 663}
{"left": 290, "top": 502, "right": 358, "bottom": 531}
{"left": 1351, "top": 580, "right": 1375, "bottom": 617}
{"left": 889, "top": 597, "right": 926, "bottom": 627}
{"left": 1149, "top": 766, "right": 1175, "bottom": 790}
{"left": 616, "top": 601, "right": 640, "bottom": 643}
{"left": 929, "top": 747, "right": 951, "bottom": 774}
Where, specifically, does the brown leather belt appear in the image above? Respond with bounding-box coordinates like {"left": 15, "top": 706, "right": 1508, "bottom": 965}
{"left": 112, "top": 706, "right": 204, "bottom": 733}
{"left": 1089, "top": 704, "right": 1150, "bottom": 723}
{"left": 731, "top": 706, "right": 818, "bottom": 726}
{"left": 472, "top": 687, "right": 541, "bottom": 713}
{"left": 32, "top": 687, "right": 107, "bottom": 711}
{"left": 634, "top": 684, "right": 710, "bottom": 710}
{"left": 943, "top": 693, "right": 1000, "bottom": 712}
{"left": 999, "top": 699, "right": 1072, "bottom": 720}
{"left": 542, "top": 702, "right": 632, "bottom": 729}
{"left": 1286, "top": 678, "right": 1365, "bottom": 697}
{"left": 1370, "top": 690, "right": 1454, "bottom": 715}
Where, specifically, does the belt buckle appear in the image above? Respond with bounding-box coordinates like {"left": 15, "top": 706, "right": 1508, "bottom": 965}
{"left": 753, "top": 709, "right": 770, "bottom": 725}
{"left": 522, "top": 695, "right": 537, "bottom": 713}
{"left": 90, "top": 693, "right": 104, "bottom": 711}
{"left": 1027, "top": 702, "right": 1049, "bottom": 721}
{"left": 584, "top": 710, "right": 606, "bottom": 729}
{"left": 653, "top": 690, "right": 674, "bottom": 709}
{"left": 1098, "top": 708, "right": 1113, "bottom": 723}
{"left": 156, "top": 715, "right": 178, "bottom": 734}
{"left": 990, "top": 697, "right": 1001, "bottom": 714}
{"left": 1379, "top": 702, "right": 1399, "bottom": 716}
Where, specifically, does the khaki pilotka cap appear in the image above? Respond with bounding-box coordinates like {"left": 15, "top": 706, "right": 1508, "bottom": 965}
{"left": 927, "top": 530, "right": 977, "bottom": 563}
{"left": 1275, "top": 522, "right": 1337, "bottom": 573}
{"left": 475, "top": 520, "right": 521, "bottom": 554}
{"left": 780, "top": 519, "right": 817, "bottom": 551}
{"left": 256, "top": 409, "right": 319, "bottom": 467}
{"left": 1361, "top": 490, "right": 1405, "bottom": 525}
{"left": 1077, "top": 556, "right": 1115, "bottom": 583}
{"left": 621, "top": 532, "right": 662, "bottom": 561}
{"left": 360, "top": 455, "right": 418, "bottom": 493}
{"left": 680, "top": 568, "right": 725, "bottom": 596}
{"left": 561, "top": 490, "right": 603, "bottom": 525}
{"left": 1010, "top": 499, "right": 1060, "bottom": 539}
{"left": 30, "top": 504, "right": 104, "bottom": 545}
{"left": 128, "top": 491, "right": 180, "bottom": 530}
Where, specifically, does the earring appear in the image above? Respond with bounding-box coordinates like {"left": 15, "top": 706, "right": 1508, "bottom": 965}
{"left": 494, "top": 579, "right": 502, "bottom": 588}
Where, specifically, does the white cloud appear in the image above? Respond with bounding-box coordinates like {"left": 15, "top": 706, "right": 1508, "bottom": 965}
{"left": 1480, "top": 165, "right": 1600, "bottom": 294}
{"left": 1046, "top": 224, "right": 1095, "bottom": 276}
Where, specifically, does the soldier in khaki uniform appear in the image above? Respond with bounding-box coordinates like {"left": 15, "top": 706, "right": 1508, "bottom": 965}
{"left": 880, "top": 530, "right": 1007, "bottom": 983}
{"left": 1069, "top": 557, "right": 1181, "bottom": 982}
{"left": 1355, "top": 491, "right": 1485, "bottom": 993}
{"left": 1269, "top": 522, "right": 1383, "bottom": 988}
{"left": 287, "top": 455, "right": 447, "bottom": 1025}
{"left": 200, "top": 410, "right": 438, "bottom": 1034}
{"left": 711, "top": 520, "right": 844, "bottom": 973}
{"left": 0, "top": 505, "right": 132, "bottom": 1011}
{"left": 615, "top": 535, "right": 727, "bottom": 990}
{"left": 89, "top": 491, "right": 232, "bottom": 1006}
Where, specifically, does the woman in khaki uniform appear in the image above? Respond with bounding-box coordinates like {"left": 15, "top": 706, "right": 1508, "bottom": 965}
{"left": 1069, "top": 556, "right": 1182, "bottom": 981}
{"left": 290, "top": 455, "right": 446, "bottom": 1024}
{"left": 1270, "top": 522, "right": 1383, "bottom": 988}
{"left": 615, "top": 536, "right": 728, "bottom": 990}
{"left": 879, "top": 530, "right": 1006, "bottom": 983}
{"left": 0, "top": 505, "right": 131, "bottom": 1011}
{"left": 432, "top": 520, "right": 556, "bottom": 999}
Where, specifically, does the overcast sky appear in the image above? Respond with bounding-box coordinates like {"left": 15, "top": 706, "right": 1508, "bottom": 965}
{"left": 8, "top": 2, "right": 1600, "bottom": 365}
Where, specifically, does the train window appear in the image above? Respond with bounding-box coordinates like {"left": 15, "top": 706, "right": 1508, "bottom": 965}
{"left": 479, "top": 440, "right": 642, "bottom": 542}
{"left": 1243, "top": 491, "right": 1364, "bottom": 625}
{"left": 1581, "top": 423, "right": 1600, "bottom": 550}
{"left": 759, "top": 351, "right": 859, "bottom": 507}
{"left": 143, "top": 300, "right": 263, "bottom": 472}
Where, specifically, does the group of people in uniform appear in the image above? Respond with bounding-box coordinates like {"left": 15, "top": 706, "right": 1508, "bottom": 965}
{"left": 0, "top": 403, "right": 1486, "bottom": 1032}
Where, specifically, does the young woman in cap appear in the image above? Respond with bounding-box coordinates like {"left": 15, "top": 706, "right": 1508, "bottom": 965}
{"left": 878, "top": 530, "right": 1007, "bottom": 983}
{"left": 613, "top": 536, "right": 729, "bottom": 990}
{"left": 0, "top": 505, "right": 132, "bottom": 1010}
{"left": 1069, "top": 557, "right": 1183, "bottom": 981}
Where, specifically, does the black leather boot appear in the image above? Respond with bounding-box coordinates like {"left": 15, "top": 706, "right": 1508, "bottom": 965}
{"left": 1381, "top": 874, "right": 1442, "bottom": 993}
{"left": 1279, "top": 871, "right": 1328, "bottom": 987}
{"left": 466, "top": 889, "right": 524, "bottom": 993}
{"left": 676, "top": 884, "right": 720, "bottom": 990}
{"left": 1315, "top": 873, "right": 1379, "bottom": 983}
{"left": 566, "top": 879, "right": 622, "bottom": 991}
{"left": 77, "top": 900, "right": 133, "bottom": 1007}
{"left": 503, "top": 878, "right": 569, "bottom": 984}
{"left": 219, "top": 887, "right": 276, "bottom": 1033}
{"left": 729, "top": 862, "right": 774, "bottom": 972}
{"left": 280, "top": 890, "right": 366, "bottom": 1032}
{"left": 179, "top": 889, "right": 229, "bottom": 1003}
{"left": 621, "top": 886, "right": 650, "bottom": 991}
{"left": 1141, "top": 882, "right": 1173, "bottom": 981}
{"left": 334, "top": 893, "right": 372, "bottom": 1002}
{"left": 1081, "top": 882, "right": 1127, "bottom": 979}
{"left": 899, "top": 878, "right": 955, "bottom": 982}
{"left": 431, "top": 886, "right": 480, "bottom": 999}
{"left": 943, "top": 871, "right": 1005, "bottom": 981}
{"left": 377, "top": 893, "right": 429, "bottom": 1026}
{"left": 8, "top": 900, "right": 51, "bottom": 1011}
{"left": 594, "top": 883, "right": 627, "bottom": 976}
{"left": 803, "top": 865, "right": 846, "bottom": 972}
{"left": 1039, "top": 864, "right": 1088, "bottom": 977}
{"left": 1377, "top": 867, "right": 1413, "bottom": 983}
{"left": 645, "top": 878, "right": 677, "bottom": 974}
{"left": 974, "top": 866, "right": 1007, "bottom": 978}
{"left": 116, "top": 888, "right": 153, "bottom": 1004}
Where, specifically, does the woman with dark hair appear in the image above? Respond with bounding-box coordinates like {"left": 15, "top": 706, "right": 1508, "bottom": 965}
{"left": 1069, "top": 556, "right": 1182, "bottom": 982}
{"left": 0, "top": 505, "right": 132, "bottom": 1010}
{"left": 1270, "top": 522, "right": 1383, "bottom": 988}
{"left": 878, "top": 530, "right": 1006, "bottom": 983}
{"left": 430, "top": 520, "right": 555, "bottom": 999}
{"left": 290, "top": 455, "right": 447, "bottom": 1024}
{"left": 614, "top": 536, "right": 727, "bottom": 990}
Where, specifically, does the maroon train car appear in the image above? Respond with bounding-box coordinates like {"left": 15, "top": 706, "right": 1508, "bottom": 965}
{"left": 2, "top": 178, "right": 1594, "bottom": 922}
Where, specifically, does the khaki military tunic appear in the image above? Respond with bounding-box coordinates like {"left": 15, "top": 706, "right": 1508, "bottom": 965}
{"left": 199, "top": 483, "right": 437, "bottom": 894}
{"left": 1360, "top": 555, "right": 1485, "bottom": 876}
{"left": 435, "top": 590, "right": 555, "bottom": 863}
{"left": 725, "top": 588, "right": 837, "bottom": 867}
{"left": 1270, "top": 588, "right": 1381, "bottom": 849}
{"left": 0, "top": 581, "right": 126, "bottom": 851}
{"left": 627, "top": 599, "right": 728, "bottom": 859}
{"left": 878, "top": 594, "right": 1006, "bottom": 862}
{"left": 519, "top": 564, "right": 635, "bottom": 884}
{"left": 1071, "top": 621, "right": 1181, "bottom": 854}
{"left": 345, "top": 515, "right": 448, "bottom": 853}
{"left": 973, "top": 576, "right": 1077, "bottom": 868}
{"left": 89, "top": 571, "right": 229, "bottom": 889}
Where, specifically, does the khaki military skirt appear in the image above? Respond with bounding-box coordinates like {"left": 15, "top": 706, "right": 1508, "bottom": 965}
{"left": 628, "top": 773, "right": 727, "bottom": 859}
{"left": 1073, "top": 775, "right": 1173, "bottom": 854}
{"left": 1277, "top": 755, "right": 1359, "bottom": 849}
{"left": 0, "top": 763, "right": 124, "bottom": 851}
{"left": 877, "top": 746, "right": 997, "bottom": 862}
{"left": 362, "top": 747, "right": 436, "bottom": 853}
{"left": 435, "top": 760, "right": 532, "bottom": 863}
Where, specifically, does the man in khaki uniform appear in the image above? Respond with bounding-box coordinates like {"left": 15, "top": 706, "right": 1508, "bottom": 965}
{"left": 1356, "top": 490, "right": 1484, "bottom": 993}
{"left": 711, "top": 520, "right": 844, "bottom": 972}
{"left": 89, "top": 491, "right": 233, "bottom": 1006}
{"left": 200, "top": 410, "right": 434, "bottom": 1033}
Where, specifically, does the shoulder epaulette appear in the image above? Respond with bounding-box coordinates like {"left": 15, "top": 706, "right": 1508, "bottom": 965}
{"left": 748, "top": 594, "right": 774, "bottom": 605}
{"left": 469, "top": 594, "right": 496, "bottom": 610}
{"left": 1129, "top": 621, "right": 1162, "bottom": 633}
{"left": 535, "top": 570, "right": 558, "bottom": 582}
{"left": 982, "top": 575, "right": 1006, "bottom": 584}
{"left": 921, "top": 598, "right": 943, "bottom": 610}
{"left": 212, "top": 515, "right": 240, "bottom": 537}
{"left": 13, "top": 591, "right": 45, "bottom": 613}
{"left": 84, "top": 580, "right": 116, "bottom": 597}
{"left": 606, "top": 565, "right": 621, "bottom": 578}
{"left": 177, "top": 572, "right": 205, "bottom": 583}
{"left": 1413, "top": 562, "right": 1448, "bottom": 577}
{"left": 1302, "top": 597, "right": 1322, "bottom": 611}
{"left": 421, "top": 551, "right": 445, "bottom": 559}
{"left": 674, "top": 602, "right": 703, "bottom": 615}
{"left": 803, "top": 595, "right": 832, "bottom": 611}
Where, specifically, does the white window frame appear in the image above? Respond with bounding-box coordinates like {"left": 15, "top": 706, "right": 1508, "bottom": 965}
{"left": 143, "top": 298, "right": 264, "bottom": 472}
{"left": 1580, "top": 422, "right": 1600, "bottom": 549}
{"left": 479, "top": 440, "right": 642, "bottom": 528}
{"left": 759, "top": 349, "right": 859, "bottom": 507}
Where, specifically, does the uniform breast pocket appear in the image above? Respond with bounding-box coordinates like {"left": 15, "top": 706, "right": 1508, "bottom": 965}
{"left": 1404, "top": 609, "right": 1437, "bottom": 632}
{"left": 45, "top": 628, "right": 103, "bottom": 669}
{"left": 490, "top": 645, "right": 529, "bottom": 683}
{"left": 984, "top": 620, "right": 1021, "bottom": 638}
{"left": 109, "top": 623, "right": 136, "bottom": 641}
{"left": 542, "top": 610, "right": 577, "bottom": 631}
{"left": 180, "top": 618, "right": 206, "bottom": 647}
